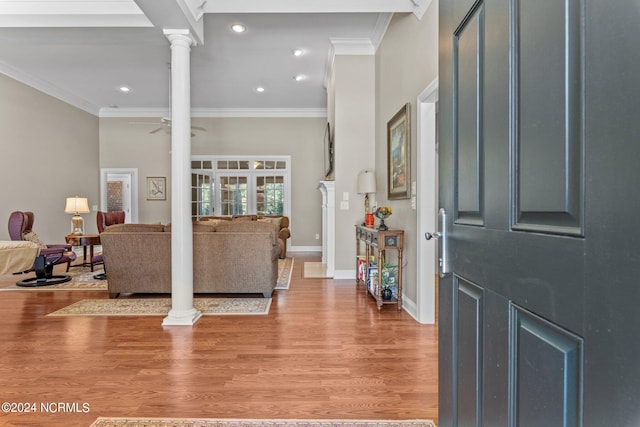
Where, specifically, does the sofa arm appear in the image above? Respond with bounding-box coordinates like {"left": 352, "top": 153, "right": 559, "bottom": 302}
{"left": 278, "top": 227, "right": 290, "bottom": 241}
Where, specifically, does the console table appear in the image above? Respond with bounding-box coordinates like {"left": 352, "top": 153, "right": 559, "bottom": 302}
{"left": 355, "top": 225, "right": 404, "bottom": 310}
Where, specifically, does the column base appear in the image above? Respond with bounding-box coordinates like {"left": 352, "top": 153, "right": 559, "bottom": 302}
{"left": 162, "top": 307, "right": 202, "bottom": 326}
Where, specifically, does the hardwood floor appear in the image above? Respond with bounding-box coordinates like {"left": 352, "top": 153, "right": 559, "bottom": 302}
{"left": 0, "top": 253, "right": 438, "bottom": 427}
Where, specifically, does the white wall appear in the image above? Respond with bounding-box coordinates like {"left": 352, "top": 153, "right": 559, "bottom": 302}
{"left": 332, "top": 55, "right": 376, "bottom": 275}
{"left": 99, "top": 116, "right": 326, "bottom": 247}
{"left": 0, "top": 74, "right": 100, "bottom": 242}
{"left": 375, "top": 7, "right": 439, "bottom": 303}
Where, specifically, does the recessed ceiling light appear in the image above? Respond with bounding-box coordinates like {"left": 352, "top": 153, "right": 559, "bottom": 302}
{"left": 294, "top": 75, "right": 305, "bottom": 82}
{"left": 231, "top": 23, "right": 246, "bottom": 33}
{"left": 255, "top": 87, "right": 265, "bottom": 93}
{"left": 293, "top": 49, "right": 304, "bottom": 57}
{"left": 119, "top": 86, "right": 131, "bottom": 93}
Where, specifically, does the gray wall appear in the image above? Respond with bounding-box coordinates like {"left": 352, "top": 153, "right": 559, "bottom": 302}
{"left": 99, "top": 116, "right": 326, "bottom": 248}
{"left": 0, "top": 74, "right": 100, "bottom": 242}
{"left": 374, "top": 7, "right": 439, "bottom": 303}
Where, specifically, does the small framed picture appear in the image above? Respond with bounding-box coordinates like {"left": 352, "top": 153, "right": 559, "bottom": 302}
{"left": 147, "top": 177, "right": 166, "bottom": 200}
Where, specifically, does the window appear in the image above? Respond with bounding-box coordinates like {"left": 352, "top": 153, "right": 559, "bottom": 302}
{"left": 191, "top": 156, "right": 290, "bottom": 220}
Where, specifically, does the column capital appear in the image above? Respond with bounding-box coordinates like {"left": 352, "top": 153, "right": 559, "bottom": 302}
{"left": 163, "top": 29, "right": 197, "bottom": 47}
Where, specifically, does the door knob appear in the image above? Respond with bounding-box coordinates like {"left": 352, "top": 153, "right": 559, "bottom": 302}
{"left": 425, "top": 209, "right": 450, "bottom": 277}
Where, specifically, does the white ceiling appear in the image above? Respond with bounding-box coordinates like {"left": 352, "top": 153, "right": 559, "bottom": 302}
{"left": 0, "top": 0, "right": 430, "bottom": 116}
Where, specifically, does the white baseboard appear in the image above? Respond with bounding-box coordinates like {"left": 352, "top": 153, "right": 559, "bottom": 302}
{"left": 333, "top": 269, "right": 356, "bottom": 280}
{"left": 289, "top": 245, "right": 322, "bottom": 253}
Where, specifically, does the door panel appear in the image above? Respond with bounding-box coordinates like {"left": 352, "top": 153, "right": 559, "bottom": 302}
{"left": 456, "top": 277, "right": 484, "bottom": 427}
{"left": 513, "top": 0, "right": 583, "bottom": 235}
{"left": 510, "top": 305, "right": 583, "bottom": 427}
{"left": 455, "top": 4, "right": 484, "bottom": 226}
{"left": 438, "top": 0, "right": 640, "bottom": 426}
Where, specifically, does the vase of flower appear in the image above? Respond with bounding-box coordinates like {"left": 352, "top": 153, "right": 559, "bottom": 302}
{"left": 381, "top": 286, "right": 393, "bottom": 301}
{"left": 374, "top": 206, "right": 392, "bottom": 230}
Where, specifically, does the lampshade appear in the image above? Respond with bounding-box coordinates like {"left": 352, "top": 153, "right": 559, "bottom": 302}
{"left": 64, "top": 197, "right": 90, "bottom": 214}
{"left": 357, "top": 170, "right": 377, "bottom": 194}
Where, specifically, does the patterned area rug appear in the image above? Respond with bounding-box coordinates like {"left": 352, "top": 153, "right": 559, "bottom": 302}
{"left": 90, "top": 419, "right": 436, "bottom": 427}
{"left": 0, "top": 267, "right": 107, "bottom": 291}
{"left": 47, "top": 297, "right": 271, "bottom": 317}
{"left": 275, "top": 257, "right": 294, "bottom": 289}
{"left": 0, "top": 258, "right": 294, "bottom": 291}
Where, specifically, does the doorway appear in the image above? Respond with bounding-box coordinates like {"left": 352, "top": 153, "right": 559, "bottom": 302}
{"left": 100, "top": 168, "right": 138, "bottom": 223}
{"left": 416, "top": 78, "right": 439, "bottom": 324}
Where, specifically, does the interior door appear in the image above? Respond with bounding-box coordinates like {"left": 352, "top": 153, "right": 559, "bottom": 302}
{"left": 438, "top": 1, "right": 640, "bottom": 426}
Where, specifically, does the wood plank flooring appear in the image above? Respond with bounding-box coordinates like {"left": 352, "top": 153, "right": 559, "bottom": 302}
{"left": 0, "top": 253, "right": 438, "bottom": 427}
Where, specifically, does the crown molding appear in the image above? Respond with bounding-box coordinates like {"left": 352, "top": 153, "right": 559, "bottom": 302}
{"left": 99, "top": 107, "right": 327, "bottom": 118}
{"left": 0, "top": 63, "right": 99, "bottom": 115}
{"left": 371, "top": 13, "right": 393, "bottom": 51}
{"left": 0, "top": 1, "right": 151, "bottom": 27}
{"left": 201, "top": 0, "right": 415, "bottom": 13}
{"left": 324, "top": 37, "right": 376, "bottom": 88}
{"left": 411, "top": 0, "right": 433, "bottom": 19}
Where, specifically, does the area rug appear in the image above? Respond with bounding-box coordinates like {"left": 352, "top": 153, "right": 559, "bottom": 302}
{"left": 275, "top": 257, "right": 294, "bottom": 289}
{"left": 47, "top": 297, "right": 271, "bottom": 317}
{"left": 303, "top": 261, "right": 330, "bottom": 278}
{"left": 0, "top": 266, "right": 107, "bottom": 291}
{"left": 0, "top": 258, "right": 294, "bottom": 292}
{"left": 90, "top": 418, "right": 436, "bottom": 427}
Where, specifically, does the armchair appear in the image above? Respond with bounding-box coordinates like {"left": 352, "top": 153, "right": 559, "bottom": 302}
{"left": 92, "top": 211, "right": 125, "bottom": 279}
{"left": 97, "top": 211, "right": 126, "bottom": 233}
{"left": 7, "top": 210, "right": 77, "bottom": 273}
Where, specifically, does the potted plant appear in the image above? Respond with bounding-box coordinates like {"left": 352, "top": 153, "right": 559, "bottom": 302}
{"left": 380, "top": 262, "right": 397, "bottom": 300}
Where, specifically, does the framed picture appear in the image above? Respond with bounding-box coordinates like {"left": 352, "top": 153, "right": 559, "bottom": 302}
{"left": 147, "top": 177, "right": 166, "bottom": 200}
{"left": 387, "top": 103, "right": 411, "bottom": 199}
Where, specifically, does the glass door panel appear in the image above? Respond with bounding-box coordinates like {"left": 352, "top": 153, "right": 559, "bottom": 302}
{"left": 219, "top": 176, "right": 248, "bottom": 215}
{"left": 256, "top": 175, "right": 284, "bottom": 216}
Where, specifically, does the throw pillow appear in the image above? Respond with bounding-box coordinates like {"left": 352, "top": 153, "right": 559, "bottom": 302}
{"left": 22, "top": 231, "right": 48, "bottom": 249}
{"left": 258, "top": 217, "right": 282, "bottom": 230}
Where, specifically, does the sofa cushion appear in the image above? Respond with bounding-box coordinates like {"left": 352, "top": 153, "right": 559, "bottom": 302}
{"left": 103, "top": 223, "right": 165, "bottom": 233}
{"left": 258, "top": 216, "right": 282, "bottom": 230}
{"left": 232, "top": 214, "right": 257, "bottom": 221}
{"left": 192, "top": 221, "right": 219, "bottom": 232}
{"left": 215, "top": 220, "right": 279, "bottom": 244}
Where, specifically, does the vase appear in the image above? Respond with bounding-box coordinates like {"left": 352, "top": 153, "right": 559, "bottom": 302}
{"left": 381, "top": 287, "right": 393, "bottom": 300}
{"left": 378, "top": 218, "right": 388, "bottom": 231}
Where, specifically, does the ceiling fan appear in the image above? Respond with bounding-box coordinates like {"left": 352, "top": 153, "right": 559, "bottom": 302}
{"left": 130, "top": 117, "right": 206, "bottom": 137}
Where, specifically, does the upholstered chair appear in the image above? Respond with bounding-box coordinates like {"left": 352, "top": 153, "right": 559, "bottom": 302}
{"left": 97, "top": 211, "right": 126, "bottom": 233}
{"left": 92, "top": 211, "right": 125, "bottom": 278}
{"left": 7, "top": 211, "right": 77, "bottom": 272}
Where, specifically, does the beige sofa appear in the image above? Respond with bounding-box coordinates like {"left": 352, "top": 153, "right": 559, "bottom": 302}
{"left": 100, "top": 221, "right": 282, "bottom": 298}
{"left": 200, "top": 215, "right": 291, "bottom": 258}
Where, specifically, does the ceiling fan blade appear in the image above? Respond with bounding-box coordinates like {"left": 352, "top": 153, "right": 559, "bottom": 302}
{"left": 149, "top": 127, "right": 164, "bottom": 134}
{"left": 191, "top": 126, "right": 206, "bottom": 132}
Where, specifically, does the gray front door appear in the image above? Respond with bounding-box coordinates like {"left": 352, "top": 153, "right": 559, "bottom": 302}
{"left": 438, "top": 0, "right": 640, "bottom": 426}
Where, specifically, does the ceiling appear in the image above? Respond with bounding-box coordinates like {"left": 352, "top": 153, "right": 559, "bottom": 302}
{"left": 0, "top": 0, "right": 429, "bottom": 117}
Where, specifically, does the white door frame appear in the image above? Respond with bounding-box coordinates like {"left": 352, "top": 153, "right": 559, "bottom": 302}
{"left": 415, "top": 78, "right": 439, "bottom": 324}
{"left": 100, "top": 168, "right": 139, "bottom": 223}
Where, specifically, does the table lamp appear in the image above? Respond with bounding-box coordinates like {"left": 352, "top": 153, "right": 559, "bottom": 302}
{"left": 357, "top": 170, "right": 377, "bottom": 216}
{"left": 64, "top": 196, "right": 90, "bottom": 235}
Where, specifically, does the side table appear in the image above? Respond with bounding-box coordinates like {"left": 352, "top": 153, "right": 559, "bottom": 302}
{"left": 65, "top": 234, "right": 101, "bottom": 271}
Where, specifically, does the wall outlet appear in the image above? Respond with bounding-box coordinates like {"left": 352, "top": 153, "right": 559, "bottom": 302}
{"left": 340, "top": 201, "right": 349, "bottom": 210}
{"left": 92, "top": 205, "right": 99, "bottom": 211}
{"left": 315, "top": 233, "right": 320, "bottom": 240}
{"left": 342, "top": 191, "right": 349, "bottom": 201}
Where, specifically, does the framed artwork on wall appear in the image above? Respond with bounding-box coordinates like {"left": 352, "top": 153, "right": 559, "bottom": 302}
{"left": 387, "top": 103, "right": 411, "bottom": 200}
{"left": 147, "top": 177, "right": 166, "bottom": 200}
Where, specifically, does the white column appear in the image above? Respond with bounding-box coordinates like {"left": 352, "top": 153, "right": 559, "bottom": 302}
{"left": 317, "top": 181, "right": 335, "bottom": 277}
{"left": 162, "top": 30, "right": 202, "bottom": 326}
